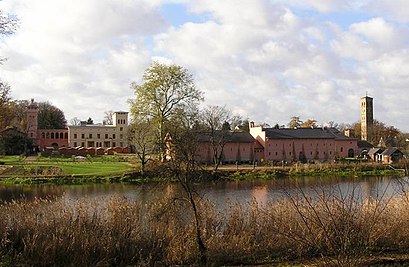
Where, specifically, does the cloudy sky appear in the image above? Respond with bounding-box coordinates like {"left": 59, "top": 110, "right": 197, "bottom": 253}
{"left": 1, "top": 0, "right": 408, "bottom": 131}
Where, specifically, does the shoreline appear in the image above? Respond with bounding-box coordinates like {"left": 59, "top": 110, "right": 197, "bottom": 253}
{"left": 0, "top": 163, "right": 405, "bottom": 185}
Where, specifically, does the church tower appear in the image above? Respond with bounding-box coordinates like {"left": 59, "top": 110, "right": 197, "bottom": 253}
{"left": 360, "top": 95, "right": 373, "bottom": 142}
{"left": 26, "top": 99, "right": 38, "bottom": 139}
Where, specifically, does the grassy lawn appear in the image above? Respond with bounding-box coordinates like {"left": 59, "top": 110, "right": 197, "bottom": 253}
{"left": 58, "top": 162, "right": 134, "bottom": 175}
{"left": 0, "top": 155, "right": 138, "bottom": 177}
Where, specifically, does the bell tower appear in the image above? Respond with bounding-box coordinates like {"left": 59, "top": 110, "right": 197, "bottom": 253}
{"left": 26, "top": 99, "right": 38, "bottom": 139}
{"left": 360, "top": 94, "right": 373, "bottom": 142}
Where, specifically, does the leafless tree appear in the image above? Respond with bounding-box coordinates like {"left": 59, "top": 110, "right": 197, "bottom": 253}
{"left": 103, "top": 110, "right": 114, "bottom": 125}
{"left": 201, "top": 105, "right": 239, "bottom": 173}
{"left": 128, "top": 119, "right": 156, "bottom": 175}
{"left": 69, "top": 117, "right": 81, "bottom": 126}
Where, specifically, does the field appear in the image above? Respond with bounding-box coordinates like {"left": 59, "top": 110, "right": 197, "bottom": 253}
{"left": 0, "top": 155, "right": 137, "bottom": 181}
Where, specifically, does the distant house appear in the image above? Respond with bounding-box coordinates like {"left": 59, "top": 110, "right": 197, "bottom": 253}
{"left": 249, "top": 122, "right": 358, "bottom": 163}
{"left": 68, "top": 111, "right": 129, "bottom": 149}
{"left": 357, "top": 140, "right": 374, "bottom": 158}
{"left": 194, "top": 131, "right": 262, "bottom": 164}
{"left": 165, "top": 131, "right": 263, "bottom": 164}
{"left": 367, "top": 148, "right": 383, "bottom": 162}
{"left": 380, "top": 148, "right": 404, "bottom": 164}
{"left": 26, "top": 99, "right": 130, "bottom": 152}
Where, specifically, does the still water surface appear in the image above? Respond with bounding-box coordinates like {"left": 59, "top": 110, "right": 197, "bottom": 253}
{"left": 0, "top": 176, "right": 408, "bottom": 206}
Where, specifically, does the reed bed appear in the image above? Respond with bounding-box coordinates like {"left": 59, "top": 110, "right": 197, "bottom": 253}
{"left": 1, "top": 184, "right": 409, "bottom": 266}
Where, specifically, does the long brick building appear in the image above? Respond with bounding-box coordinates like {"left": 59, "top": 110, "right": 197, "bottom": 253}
{"left": 26, "top": 99, "right": 129, "bottom": 152}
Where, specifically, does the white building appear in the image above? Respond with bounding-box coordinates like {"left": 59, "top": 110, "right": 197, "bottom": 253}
{"left": 68, "top": 112, "right": 129, "bottom": 148}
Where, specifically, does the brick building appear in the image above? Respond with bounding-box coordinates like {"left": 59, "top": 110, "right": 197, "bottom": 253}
{"left": 26, "top": 99, "right": 129, "bottom": 152}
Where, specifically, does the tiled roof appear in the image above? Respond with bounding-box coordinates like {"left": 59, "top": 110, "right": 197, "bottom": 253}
{"left": 195, "top": 131, "right": 256, "bottom": 143}
{"left": 368, "top": 148, "right": 383, "bottom": 155}
{"left": 358, "top": 140, "right": 374, "bottom": 149}
{"left": 381, "top": 148, "right": 403, "bottom": 156}
{"left": 264, "top": 127, "right": 356, "bottom": 140}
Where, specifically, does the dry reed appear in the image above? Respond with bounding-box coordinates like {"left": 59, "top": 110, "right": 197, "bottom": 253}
{"left": 1, "top": 182, "right": 409, "bottom": 266}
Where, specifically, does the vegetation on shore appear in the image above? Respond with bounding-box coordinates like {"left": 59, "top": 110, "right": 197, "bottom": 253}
{"left": 0, "top": 155, "right": 406, "bottom": 184}
{"left": 1, "top": 181, "right": 409, "bottom": 266}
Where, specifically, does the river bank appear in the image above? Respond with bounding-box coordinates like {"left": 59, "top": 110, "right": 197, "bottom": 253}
{"left": 0, "top": 155, "right": 406, "bottom": 184}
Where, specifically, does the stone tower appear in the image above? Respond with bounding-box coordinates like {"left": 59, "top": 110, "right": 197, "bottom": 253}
{"left": 26, "top": 99, "right": 38, "bottom": 139}
{"left": 360, "top": 95, "right": 373, "bottom": 142}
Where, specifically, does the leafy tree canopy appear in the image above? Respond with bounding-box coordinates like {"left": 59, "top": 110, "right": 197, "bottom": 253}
{"left": 37, "top": 102, "right": 67, "bottom": 129}
{"left": 129, "top": 62, "right": 203, "bottom": 159}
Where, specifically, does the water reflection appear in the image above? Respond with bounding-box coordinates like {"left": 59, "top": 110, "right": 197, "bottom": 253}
{"left": 0, "top": 176, "right": 407, "bottom": 206}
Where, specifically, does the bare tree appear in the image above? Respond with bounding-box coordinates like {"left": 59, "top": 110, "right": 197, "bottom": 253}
{"left": 70, "top": 117, "right": 81, "bottom": 126}
{"left": 201, "top": 105, "right": 238, "bottom": 173}
{"left": 0, "top": 81, "right": 13, "bottom": 130}
{"left": 166, "top": 117, "right": 207, "bottom": 265}
{"left": 0, "top": 10, "right": 18, "bottom": 63}
{"left": 129, "top": 119, "right": 156, "bottom": 175}
{"left": 103, "top": 110, "right": 114, "bottom": 125}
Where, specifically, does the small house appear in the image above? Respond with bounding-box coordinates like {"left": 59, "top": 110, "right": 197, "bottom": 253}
{"left": 380, "top": 148, "right": 404, "bottom": 164}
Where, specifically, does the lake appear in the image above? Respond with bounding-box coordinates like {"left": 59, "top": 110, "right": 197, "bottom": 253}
{"left": 0, "top": 175, "right": 407, "bottom": 206}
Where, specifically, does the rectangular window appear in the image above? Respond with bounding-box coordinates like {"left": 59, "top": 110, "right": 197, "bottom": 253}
{"left": 112, "top": 142, "right": 116, "bottom": 147}
{"left": 73, "top": 142, "right": 77, "bottom": 147}
{"left": 81, "top": 134, "right": 85, "bottom": 139}
{"left": 89, "top": 134, "right": 92, "bottom": 138}
{"left": 97, "top": 134, "right": 100, "bottom": 139}
{"left": 105, "top": 134, "right": 108, "bottom": 139}
{"left": 120, "top": 127, "right": 123, "bottom": 131}
{"left": 113, "top": 134, "right": 116, "bottom": 139}
{"left": 81, "top": 142, "right": 85, "bottom": 147}
{"left": 120, "top": 134, "right": 123, "bottom": 139}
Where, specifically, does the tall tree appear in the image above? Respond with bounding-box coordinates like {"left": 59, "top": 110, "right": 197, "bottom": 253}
{"left": 288, "top": 116, "right": 302, "bottom": 128}
{"left": 0, "top": 10, "right": 18, "bottom": 63}
{"left": 301, "top": 119, "right": 317, "bottom": 128}
{"left": 129, "top": 119, "right": 157, "bottom": 175}
{"left": 165, "top": 106, "right": 207, "bottom": 265}
{"left": 37, "top": 102, "right": 67, "bottom": 129}
{"left": 69, "top": 117, "right": 81, "bottom": 126}
{"left": 129, "top": 62, "right": 203, "bottom": 160}
{"left": 0, "top": 81, "right": 12, "bottom": 130}
{"left": 201, "top": 105, "right": 238, "bottom": 172}
{"left": 103, "top": 110, "right": 114, "bottom": 125}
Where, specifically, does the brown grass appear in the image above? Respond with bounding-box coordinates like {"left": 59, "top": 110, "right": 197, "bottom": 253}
{"left": 1, "top": 183, "right": 409, "bottom": 266}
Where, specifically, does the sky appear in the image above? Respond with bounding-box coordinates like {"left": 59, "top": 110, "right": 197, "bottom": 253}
{"left": 0, "top": 0, "right": 408, "bottom": 131}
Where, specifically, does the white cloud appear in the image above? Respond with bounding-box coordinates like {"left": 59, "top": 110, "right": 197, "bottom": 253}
{"left": 0, "top": 0, "right": 408, "bottom": 131}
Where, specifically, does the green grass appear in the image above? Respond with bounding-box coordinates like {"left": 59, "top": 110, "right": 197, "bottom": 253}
{"left": 58, "top": 162, "right": 134, "bottom": 175}
{"left": 0, "top": 155, "right": 23, "bottom": 164}
{"left": 0, "top": 155, "right": 138, "bottom": 181}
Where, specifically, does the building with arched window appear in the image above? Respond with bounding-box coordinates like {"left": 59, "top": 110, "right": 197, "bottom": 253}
{"left": 27, "top": 100, "right": 129, "bottom": 151}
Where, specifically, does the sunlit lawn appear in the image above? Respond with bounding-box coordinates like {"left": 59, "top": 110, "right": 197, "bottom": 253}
{"left": 58, "top": 162, "right": 135, "bottom": 175}
{"left": 0, "top": 155, "right": 137, "bottom": 176}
